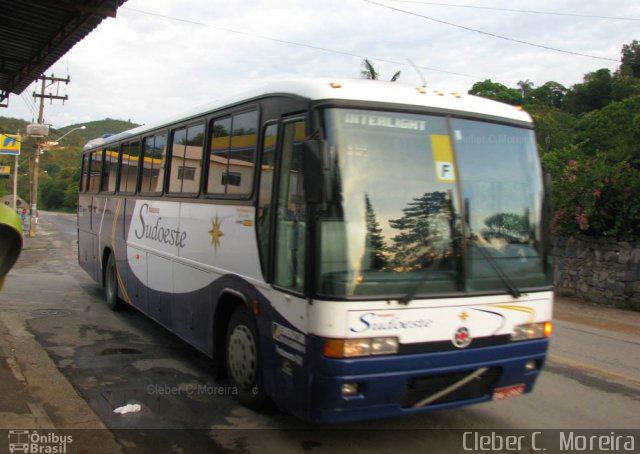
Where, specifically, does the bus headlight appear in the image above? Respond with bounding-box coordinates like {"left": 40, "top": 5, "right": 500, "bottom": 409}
{"left": 511, "top": 321, "right": 552, "bottom": 341}
{"left": 323, "top": 337, "right": 399, "bottom": 358}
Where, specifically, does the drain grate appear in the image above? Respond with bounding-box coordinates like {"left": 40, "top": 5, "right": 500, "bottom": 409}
{"left": 30, "top": 309, "right": 72, "bottom": 317}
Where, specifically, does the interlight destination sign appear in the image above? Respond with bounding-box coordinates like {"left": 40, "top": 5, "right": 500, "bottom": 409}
{"left": 344, "top": 113, "right": 427, "bottom": 131}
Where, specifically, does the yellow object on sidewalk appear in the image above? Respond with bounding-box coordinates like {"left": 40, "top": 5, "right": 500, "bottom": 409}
{"left": 0, "top": 203, "right": 23, "bottom": 290}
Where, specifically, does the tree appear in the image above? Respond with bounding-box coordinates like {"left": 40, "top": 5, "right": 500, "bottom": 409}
{"left": 619, "top": 40, "right": 640, "bottom": 77}
{"left": 527, "top": 104, "right": 575, "bottom": 152}
{"left": 572, "top": 95, "right": 640, "bottom": 164}
{"left": 562, "top": 69, "right": 613, "bottom": 115}
{"left": 526, "top": 81, "right": 567, "bottom": 108}
{"left": 468, "top": 80, "right": 522, "bottom": 105}
{"left": 63, "top": 182, "right": 79, "bottom": 209}
{"left": 363, "top": 194, "right": 388, "bottom": 270}
{"left": 482, "top": 212, "right": 531, "bottom": 243}
{"left": 40, "top": 179, "right": 66, "bottom": 210}
{"left": 517, "top": 79, "right": 534, "bottom": 99}
{"left": 360, "top": 59, "right": 401, "bottom": 82}
{"left": 611, "top": 75, "right": 640, "bottom": 101}
{"left": 464, "top": 41, "right": 640, "bottom": 237}
{"left": 388, "top": 191, "right": 454, "bottom": 270}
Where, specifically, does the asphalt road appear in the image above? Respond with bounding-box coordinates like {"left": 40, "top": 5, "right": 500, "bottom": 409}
{"left": 0, "top": 212, "right": 638, "bottom": 454}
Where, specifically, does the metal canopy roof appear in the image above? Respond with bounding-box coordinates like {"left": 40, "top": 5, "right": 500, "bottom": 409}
{"left": 0, "top": 0, "right": 127, "bottom": 107}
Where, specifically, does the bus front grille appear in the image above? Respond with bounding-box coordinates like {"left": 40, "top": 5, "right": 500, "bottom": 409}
{"left": 400, "top": 367, "right": 502, "bottom": 408}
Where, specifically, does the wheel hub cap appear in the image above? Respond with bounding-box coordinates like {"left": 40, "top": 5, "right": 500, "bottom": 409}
{"left": 228, "top": 325, "right": 257, "bottom": 388}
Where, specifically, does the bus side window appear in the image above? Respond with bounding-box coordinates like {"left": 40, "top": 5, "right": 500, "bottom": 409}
{"left": 80, "top": 154, "right": 90, "bottom": 192}
{"left": 119, "top": 141, "right": 140, "bottom": 193}
{"left": 274, "top": 120, "right": 306, "bottom": 292}
{"left": 207, "top": 117, "right": 232, "bottom": 195}
{"left": 227, "top": 110, "right": 257, "bottom": 195}
{"left": 168, "top": 124, "right": 204, "bottom": 194}
{"left": 88, "top": 150, "right": 102, "bottom": 193}
{"left": 206, "top": 110, "right": 257, "bottom": 196}
{"left": 169, "top": 128, "right": 187, "bottom": 193}
{"left": 141, "top": 134, "right": 167, "bottom": 194}
{"left": 101, "top": 147, "right": 118, "bottom": 193}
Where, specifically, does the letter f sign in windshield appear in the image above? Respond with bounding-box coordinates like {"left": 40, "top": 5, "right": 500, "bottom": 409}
{"left": 436, "top": 162, "right": 455, "bottom": 182}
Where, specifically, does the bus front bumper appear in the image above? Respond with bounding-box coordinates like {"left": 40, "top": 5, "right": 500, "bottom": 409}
{"left": 306, "top": 337, "right": 549, "bottom": 424}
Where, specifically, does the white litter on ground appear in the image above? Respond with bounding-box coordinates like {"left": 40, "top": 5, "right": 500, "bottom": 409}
{"left": 113, "top": 403, "right": 142, "bottom": 415}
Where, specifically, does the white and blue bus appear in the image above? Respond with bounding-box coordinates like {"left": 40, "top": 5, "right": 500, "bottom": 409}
{"left": 78, "top": 78, "right": 553, "bottom": 423}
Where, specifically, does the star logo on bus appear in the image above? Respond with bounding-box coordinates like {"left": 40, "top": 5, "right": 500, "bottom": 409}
{"left": 459, "top": 311, "right": 469, "bottom": 321}
{"left": 209, "top": 214, "right": 224, "bottom": 252}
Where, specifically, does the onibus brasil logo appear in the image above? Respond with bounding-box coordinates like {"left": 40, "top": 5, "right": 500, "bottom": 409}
{"left": 8, "top": 430, "right": 72, "bottom": 454}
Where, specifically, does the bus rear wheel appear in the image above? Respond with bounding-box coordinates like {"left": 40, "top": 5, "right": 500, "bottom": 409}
{"left": 105, "top": 254, "right": 124, "bottom": 311}
{"left": 226, "top": 306, "right": 265, "bottom": 410}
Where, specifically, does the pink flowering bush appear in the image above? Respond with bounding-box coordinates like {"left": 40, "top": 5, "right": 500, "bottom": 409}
{"left": 543, "top": 147, "right": 640, "bottom": 237}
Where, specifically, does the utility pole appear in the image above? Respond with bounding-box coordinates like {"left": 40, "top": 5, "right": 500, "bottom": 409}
{"left": 29, "top": 74, "right": 70, "bottom": 237}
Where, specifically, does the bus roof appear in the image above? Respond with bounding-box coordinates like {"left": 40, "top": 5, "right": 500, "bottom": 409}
{"left": 84, "top": 78, "right": 532, "bottom": 151}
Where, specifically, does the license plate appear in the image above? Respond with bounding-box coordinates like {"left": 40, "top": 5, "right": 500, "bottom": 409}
{"left": 492, "top": 384, "right": 526, "bottom": 400}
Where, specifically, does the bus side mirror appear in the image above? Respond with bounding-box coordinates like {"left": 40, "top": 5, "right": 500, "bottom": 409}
{"left": 0, "top": 205, "right": 23, "bottom": 290}
{"left": 302, "top": 139, "right": 324, "bottom": 204}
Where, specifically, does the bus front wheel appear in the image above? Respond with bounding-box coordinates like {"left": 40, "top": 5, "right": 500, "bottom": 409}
{"left": 226, "top": 306, "right": 266, "bottom": 410}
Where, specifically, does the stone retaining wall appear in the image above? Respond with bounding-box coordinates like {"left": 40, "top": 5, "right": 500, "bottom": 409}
{"left": 552, "top": 236, "right": 640, "bottom": 310}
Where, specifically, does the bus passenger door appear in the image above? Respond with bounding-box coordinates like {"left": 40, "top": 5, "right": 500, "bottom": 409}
{"left": 273, "top": 119, "right": 307, "bottom": 293}
{"left": 266, "top": 117, "right": 310, "bottom": 417}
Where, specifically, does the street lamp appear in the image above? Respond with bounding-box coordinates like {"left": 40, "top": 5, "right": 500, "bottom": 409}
{"left": 43, "top": 125, "right": 87, "bottom": 148}
{"left": 28, "top": 125, "right": 86, "bottom": 238}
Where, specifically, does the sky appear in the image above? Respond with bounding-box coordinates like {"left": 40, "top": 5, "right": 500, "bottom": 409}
{"left": 3, "top": 0, "right": 639, "bottom": 129}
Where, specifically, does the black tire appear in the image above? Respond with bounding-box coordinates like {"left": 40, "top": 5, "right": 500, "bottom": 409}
{"left": 104, "top": 253, "right": 125, "bottom": 311}
{"left": 226, "top": 306, "right": 266, "bottom": 410}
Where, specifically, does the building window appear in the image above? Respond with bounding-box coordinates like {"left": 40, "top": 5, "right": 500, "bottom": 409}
{"left": 206, "top": 110, "right": 257, "bottom": 196}
{"left": 140, "top": 134, "right": 167, "bottom": 193}
{"left": 221, "top": 171, "right": 241, "bottom": 186}
{"left": 178, "top": 166, "right": 196, "bottom": 181}
{"left": 169, "top": 124, "right": 204, "bottom": 193}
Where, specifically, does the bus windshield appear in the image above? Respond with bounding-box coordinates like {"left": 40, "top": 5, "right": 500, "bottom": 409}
{"left": 318, "top": 108, "right": 551, "bottom": 298}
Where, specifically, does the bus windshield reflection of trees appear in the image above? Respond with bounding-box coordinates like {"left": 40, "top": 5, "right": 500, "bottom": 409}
{"left": 318, "top": 109, "right": 551, "bottom": 298}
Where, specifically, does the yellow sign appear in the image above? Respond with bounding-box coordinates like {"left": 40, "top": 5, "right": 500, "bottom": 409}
{"left": 431, "top": 134, "right": 456, "bottom": 183}
{"left": 0, "top": 166, "right": 10, "bottom": 176}
{"left": 0, "top": 134, "right": 20, "bottom": 155}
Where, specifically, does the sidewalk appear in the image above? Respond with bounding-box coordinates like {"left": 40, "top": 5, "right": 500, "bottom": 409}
{"left": 553, "top": 294, "right": 640, "bottom": 338}
{"left": 0, "top": 217, "right": 123, "bottom": 453}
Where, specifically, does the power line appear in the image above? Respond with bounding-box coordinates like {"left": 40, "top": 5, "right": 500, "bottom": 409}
{"left": 121, "top": 6, "right": 489, "bottom": 82}
{"left": 20, "top": 82, "right": 38, "bottom": 119}
{"left": 364, "top": 0, "right": 619, "bottom": 62}
{"left": 385, "top": 0, "right": 640, "bottom": 21}
{"left": 20, "top": 90, "right": 38, "bottom": 120}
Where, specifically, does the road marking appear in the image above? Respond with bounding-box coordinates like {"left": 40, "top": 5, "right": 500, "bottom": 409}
{"left": 547, "top": 353, "right": 640, "bottom": 388}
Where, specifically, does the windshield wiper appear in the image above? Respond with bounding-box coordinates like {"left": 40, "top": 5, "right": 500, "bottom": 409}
{"left": 398, "top": 258, "right": 446, "bottom": 305}
{"left": 469, "top": 234, "right": 522, "bottom": 299}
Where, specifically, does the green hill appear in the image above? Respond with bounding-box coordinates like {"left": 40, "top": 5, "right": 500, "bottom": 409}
{"left": 0, "top": 117, "right": 139, "bottom": 149}
{"left": 0, "top": 116, "right": 140, "bottom": 210}
{"left": 57, "top": 118, "right": 140, "bottom": 145}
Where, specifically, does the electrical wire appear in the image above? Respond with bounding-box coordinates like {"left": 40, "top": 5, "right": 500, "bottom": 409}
{"left": 384, "top": 0, "right": 640, "bottom": 21}
{"left": 364, "top": 0, "right": 619, "bottom": 62}
{"left": 20, "top": 89, "right": 38, "bottom": 120}
{"left": 121, "top": 6, "right": 490, "bottom": 82}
